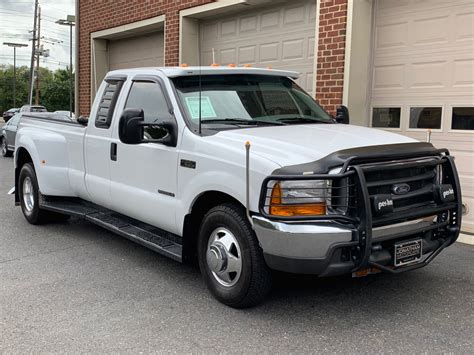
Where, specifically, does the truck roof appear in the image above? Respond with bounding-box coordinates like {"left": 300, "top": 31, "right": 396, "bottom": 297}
{"left": 106, "top": 66, "right": 300, "bottom": 79}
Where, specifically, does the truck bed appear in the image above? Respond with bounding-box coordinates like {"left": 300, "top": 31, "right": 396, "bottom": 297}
{"left": 17, "top": 114, "right": 88, "bottom": 199}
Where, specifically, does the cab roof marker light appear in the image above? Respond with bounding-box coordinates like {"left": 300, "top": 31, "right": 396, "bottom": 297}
{"left": 228, "top": 63, "right": 237, "bottom": 68}
{"left": 210, "top": 63, "right": 219, "bottom": 67}
{"left": 180, "top": 63, "right": 189, "bottom": 67}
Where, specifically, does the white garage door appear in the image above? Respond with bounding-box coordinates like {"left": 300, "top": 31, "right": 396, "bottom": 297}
{"left": 109, "top": 31, "right": 164, "bottom": 70}
{"left": 199, "top": 0, "right": 316, "bottom": 93}
{"left": 370, "top": 0, "right": 474, "bottom": 233}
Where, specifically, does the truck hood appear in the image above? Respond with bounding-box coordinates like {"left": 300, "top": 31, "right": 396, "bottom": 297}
{"left": 213, "top": 124, "right": 417, "bottom": 168}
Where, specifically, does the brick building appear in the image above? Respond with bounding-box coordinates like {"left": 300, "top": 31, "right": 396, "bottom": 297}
{"left": 76, "top": 0, "right": 474, "bottom": 232}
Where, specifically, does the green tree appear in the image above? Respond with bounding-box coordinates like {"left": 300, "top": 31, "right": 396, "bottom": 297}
{"left": 0, "top": 65, "right": 74, "bottom": 114}
{"left": 41, "top": 68, "right": 74, "bottom": 112}
{"left": 0, "top": 64, "right": 30, "bottom": 113}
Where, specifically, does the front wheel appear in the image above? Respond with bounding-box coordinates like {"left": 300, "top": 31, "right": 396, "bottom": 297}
{"left": 1, "top": 137, "right": 12, "bottom": 157}
{"left": 198, "top": 203, "right": 272, "bottom": 308}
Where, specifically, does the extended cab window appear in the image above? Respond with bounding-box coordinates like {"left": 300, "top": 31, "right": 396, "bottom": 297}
{"left": 95, "top": 79, "right": 124, "bottom": 129}
{"left": 125, "top": 81, "right": 173, "bottom": 140}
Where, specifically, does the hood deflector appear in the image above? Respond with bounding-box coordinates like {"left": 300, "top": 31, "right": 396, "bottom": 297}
{"left": 272, "top": 142, "right": 448, "bottom": 175}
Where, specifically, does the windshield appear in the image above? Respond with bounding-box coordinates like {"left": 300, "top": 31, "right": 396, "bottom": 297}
{"left": 172, "top": 75, "right": 332, "bottom": 130}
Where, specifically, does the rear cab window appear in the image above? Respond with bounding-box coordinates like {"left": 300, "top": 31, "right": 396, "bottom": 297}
{"left": 95, "top": 79, "right": 124, "bottom": 129}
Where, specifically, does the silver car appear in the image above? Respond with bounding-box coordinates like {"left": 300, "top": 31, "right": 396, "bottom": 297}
{"left": 1, "top": 112, "right": 22, "bottom": 157}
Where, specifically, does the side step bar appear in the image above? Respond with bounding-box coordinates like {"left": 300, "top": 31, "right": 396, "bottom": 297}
{"left": 40, "top": 197, "right": 182, "bottom": 262}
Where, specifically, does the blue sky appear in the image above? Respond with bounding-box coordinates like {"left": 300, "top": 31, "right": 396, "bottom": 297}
{"left": 0, "top": 0, "right": 75, "bottom": 70}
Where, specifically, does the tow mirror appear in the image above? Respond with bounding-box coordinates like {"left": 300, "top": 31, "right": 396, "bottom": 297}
{"left": 335, "top": 105, "right": 350, "bottom": 124}
{"left": 119, "top": 108, "right": 144, "bottom": 144}
{"left": 118, "top": 108, "right": 177, "bottom": 147}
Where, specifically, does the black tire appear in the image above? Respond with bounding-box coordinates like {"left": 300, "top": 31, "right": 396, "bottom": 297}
{"left": 198, "top": 203, "right": 272, "bottom": 308}
{"left": 1, "top": 137, "right": 12, "bottom": 157}
{"left": 18, "top": 163, "right": 50, "bottom": 224}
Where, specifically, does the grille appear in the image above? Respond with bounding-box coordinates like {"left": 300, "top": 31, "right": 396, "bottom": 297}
{"left": 357, "top": 157, "right": 443, "bottom": 226}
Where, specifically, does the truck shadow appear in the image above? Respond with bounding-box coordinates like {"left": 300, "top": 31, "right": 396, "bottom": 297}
{"left": 42, "top": 217, "right": 461, "bottom": 323}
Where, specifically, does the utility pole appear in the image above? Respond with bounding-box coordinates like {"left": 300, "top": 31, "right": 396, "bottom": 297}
{"left": 28, "top": 0, "right": 39, "bottom": 106}
{"left": 3, "top": 42, "right": 28, "bottom": 108}
{"left": 56, "top": 15, "right": 75, "bottom": 117}
{"left": 35, "top": 6, "right": 41, "bottom": 105}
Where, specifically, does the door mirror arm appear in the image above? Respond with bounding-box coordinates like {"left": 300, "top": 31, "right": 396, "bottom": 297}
{"left": 138, "top": 121, "right": 178, "bottom": 147}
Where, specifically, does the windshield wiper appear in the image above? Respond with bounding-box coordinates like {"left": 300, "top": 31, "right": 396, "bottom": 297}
{"left": 201, "top": 118, "right": 285, "bottom": 126}
{"left": 276, "top": 116, "right": 331, "bottom": 124}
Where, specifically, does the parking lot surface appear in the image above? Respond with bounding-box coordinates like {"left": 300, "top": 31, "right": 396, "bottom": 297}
{"left": 0, "top": 156, "right": 473, "bottom": 353}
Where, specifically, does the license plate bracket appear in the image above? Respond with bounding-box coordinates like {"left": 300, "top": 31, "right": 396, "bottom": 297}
{"left": 394, "top": 239, "right": 422, "bottom": 267}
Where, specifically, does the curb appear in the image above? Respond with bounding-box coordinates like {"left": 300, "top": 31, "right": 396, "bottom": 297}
{"left": 457, "top": 233, "right": 474, "bottom": 245}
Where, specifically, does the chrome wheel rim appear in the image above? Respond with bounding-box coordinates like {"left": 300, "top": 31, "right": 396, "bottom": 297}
{"left": 206, "top": 227, "right": 242, "bottom": 287}
{"left": 1, "top": 139, "right": 6, "bottom": 155}
{"left": 22, "top": 177, "right": 35, "bottom": 212}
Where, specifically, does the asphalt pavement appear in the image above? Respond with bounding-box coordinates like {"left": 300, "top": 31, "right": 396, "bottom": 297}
{"left": 0, "top": 156, "right": 473, "bottom": 353}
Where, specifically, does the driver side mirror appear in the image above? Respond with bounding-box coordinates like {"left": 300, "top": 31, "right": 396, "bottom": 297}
{"left": 335, "top": 105, "right": 350, "bottom": 124}
{"left": 118, "top": 108, "right": 177, "bottom": 147}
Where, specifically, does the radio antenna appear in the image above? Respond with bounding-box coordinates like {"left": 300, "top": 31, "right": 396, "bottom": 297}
{"left": 198, "top": 66, "right": 202, "bottom": 134}
{"left": 198, "top": 32, "right": 203, "bottom": 134}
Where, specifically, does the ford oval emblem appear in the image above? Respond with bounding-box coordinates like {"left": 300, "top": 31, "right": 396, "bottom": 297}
{"left": 392, "top": 183, "right": 411, "bottom": 195}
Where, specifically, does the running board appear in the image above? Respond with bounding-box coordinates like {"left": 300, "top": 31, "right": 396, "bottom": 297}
{"left": 40, "top": 197, "right": 182, "bottom": 262}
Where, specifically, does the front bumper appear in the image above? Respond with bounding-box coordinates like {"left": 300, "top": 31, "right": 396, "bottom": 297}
{"left": 253, "top": 216, "right": 355, "bottom": 276}
{"left": 253, "top": 214, "right": 459, "bottom": 276}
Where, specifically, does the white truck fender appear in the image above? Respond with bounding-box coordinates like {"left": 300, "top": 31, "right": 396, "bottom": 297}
{"left": 15, "top": 127, "right": 72, "bottom": 196}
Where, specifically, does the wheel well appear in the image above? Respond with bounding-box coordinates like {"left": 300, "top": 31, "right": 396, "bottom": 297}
{"left": 14, "top": 148, "right": 34, "bottom": 203}
{"left": 182, "top": 191, "right": 243, "bottom": 263}
{"left": 16, "top": 147, "right": 33, "bottom": 169}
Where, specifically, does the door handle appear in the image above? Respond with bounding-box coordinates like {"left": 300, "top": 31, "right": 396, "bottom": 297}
{"left": 110, "top": 143, "right": 117, "bottom": 161}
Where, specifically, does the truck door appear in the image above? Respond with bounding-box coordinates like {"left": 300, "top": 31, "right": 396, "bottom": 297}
{"left": 84, "top": 77, "right": 125, "bottom": 209}
{"left": 109, "top": 76, "right": 180, "bottom": 234}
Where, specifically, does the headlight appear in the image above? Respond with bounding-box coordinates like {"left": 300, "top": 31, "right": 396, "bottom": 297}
{"left": 269, "top": 180, "right": 329, "bottom": 217}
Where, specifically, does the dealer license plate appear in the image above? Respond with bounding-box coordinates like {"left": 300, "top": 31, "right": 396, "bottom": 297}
{"left": 394, "top": 239, "right": 422, "bottom": 267}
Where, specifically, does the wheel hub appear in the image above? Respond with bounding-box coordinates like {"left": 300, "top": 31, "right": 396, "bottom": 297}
{"left": 22, "top": 177, "right": 35, "bottom": 212}
{"left": 206, "top": 227, "right": 242, "bottom": 287}
{"left": 206, "top": 243, "right": 228, "bottom": 273}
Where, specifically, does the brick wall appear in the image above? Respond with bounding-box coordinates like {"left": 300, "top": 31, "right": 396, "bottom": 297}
{"left": 79, "top": 0, "right": 348, "bottom": 116}
{"left": 315, "top": 0, "right": 348, "bottom": 116}
{"left": 78, "top": 0, "right": 213, "bottom": 116}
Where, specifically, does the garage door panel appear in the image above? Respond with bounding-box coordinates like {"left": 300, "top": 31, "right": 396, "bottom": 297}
{"left": 109, "top": 31, "right": 164, "bottom": 71}
{"left": 413, "top": 15, "right": 449, "bottom": 46}
{"left": 283, "top": 4, "right": 306, "bottom": 24}
{"left": 375, "top": 21, "right": 408, "bottom": 50}
{"left": 238, "top": 45, "right": 257, "bottom": 64}
{"left": 409, "top": 61, "right": 448, "bottom": 89}
{"left": 455, "top": 12, "right": 474, "bottom": 41}
{"left": 373, "top": 64, "right": 405, "bottom": 90}
{"left": 372, "top": 0, "right": 474, "bottom": 233}
{"left": 199, "top": 0, "right": 316, "bottom": 92}
{"left": 453, "top": 58, "right": 474, "bottom": 87}
{"left": 240, "top": 16, "right": 258, "bottom": 33}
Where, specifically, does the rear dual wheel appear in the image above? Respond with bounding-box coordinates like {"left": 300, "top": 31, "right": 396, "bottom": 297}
{"left": 19, "top": 163, "right": 69, "bottom": 224}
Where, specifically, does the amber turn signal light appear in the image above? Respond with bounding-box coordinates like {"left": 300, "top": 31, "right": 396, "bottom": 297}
{"left": 269, "top": 183, "right": 326, "bottom": 217}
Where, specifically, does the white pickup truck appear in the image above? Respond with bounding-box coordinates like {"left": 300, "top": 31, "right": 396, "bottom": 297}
{"left": 14, "top": 67, "right": 462, "bottom": 308}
